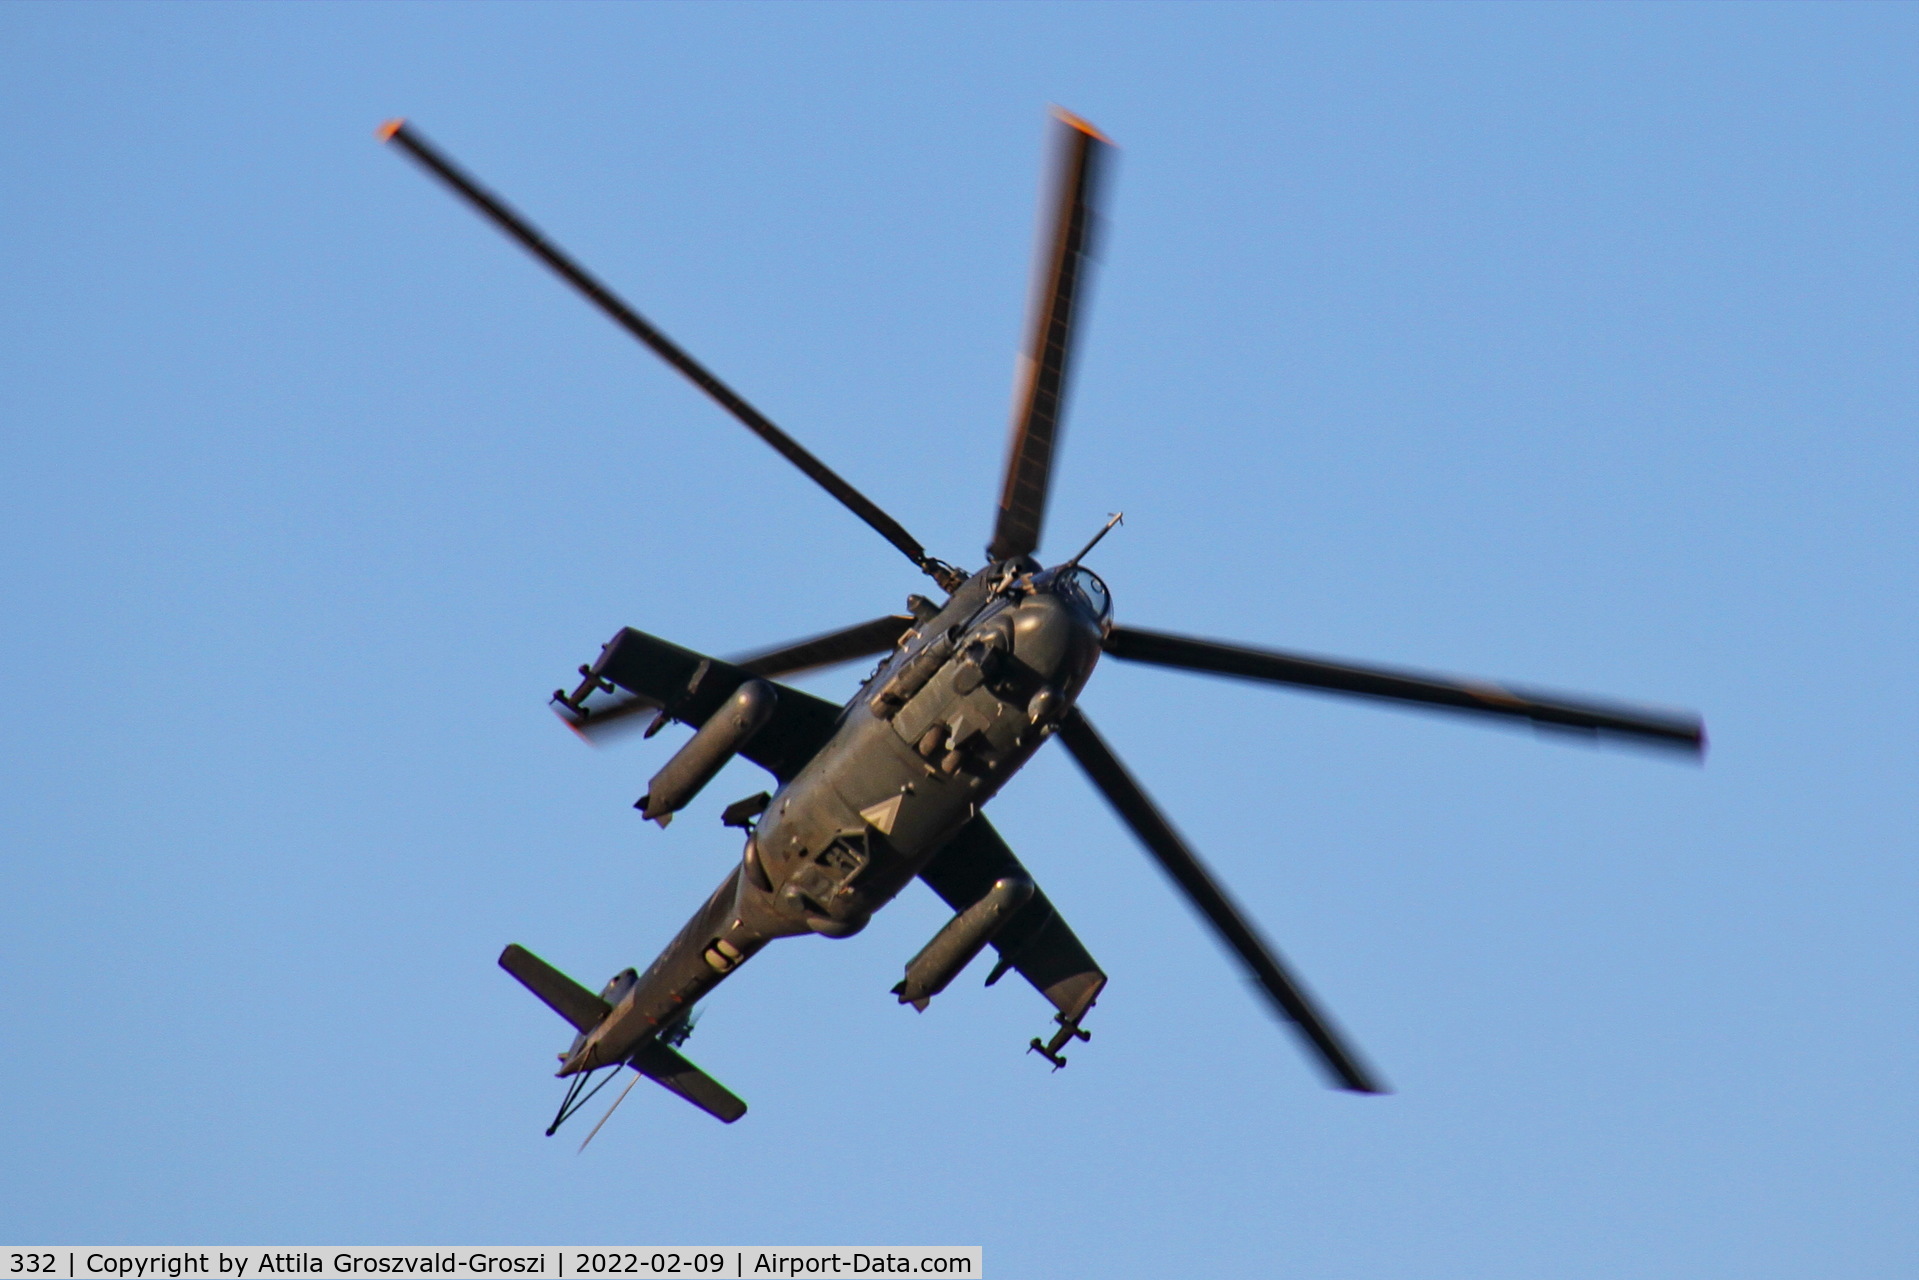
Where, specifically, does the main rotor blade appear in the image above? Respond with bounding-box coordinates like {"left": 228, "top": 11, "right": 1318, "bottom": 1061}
{"left": 378, "top": 120, "right": 958, "bottom": 590}
{"left": 987, "top": 110, "right": 1112, "bottom": 564}
{"left": 732, "top": 614, "right": 915, "bottom": 679}
{"left": 1104, "top": 626, "right": 1706, "bottom": 754}
{"left": 1054, "top": 708, "right": 1386, "bottom": 1094}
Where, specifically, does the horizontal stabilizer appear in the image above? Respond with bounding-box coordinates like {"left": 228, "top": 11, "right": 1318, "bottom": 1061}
{"left": 630, "top": 1037, "right": 748, "bottom": 1124}
{"left": 499, "top": 944, "right": 611, "bottom": 1033}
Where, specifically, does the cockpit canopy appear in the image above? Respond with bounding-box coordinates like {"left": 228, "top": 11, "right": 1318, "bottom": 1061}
{"left": 1036, "top": 563, "right": 1112, "bottom": 624}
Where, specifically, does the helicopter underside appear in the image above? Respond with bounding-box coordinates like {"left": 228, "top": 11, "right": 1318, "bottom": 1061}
{"left": 548, "top": 574, "right": 1111, "bottom": 1084}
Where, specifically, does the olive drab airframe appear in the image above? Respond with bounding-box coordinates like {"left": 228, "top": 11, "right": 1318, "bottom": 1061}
{"left": 380, "top": 111, "right": 1705, "bottom": 1135}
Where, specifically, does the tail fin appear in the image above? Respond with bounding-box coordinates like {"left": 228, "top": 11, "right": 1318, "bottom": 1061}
{"left": 630, "top": 1038, "right": 748, "bottom": 1124}
{"left": 499, "top": 944, "right": 610, "bottom": 1033}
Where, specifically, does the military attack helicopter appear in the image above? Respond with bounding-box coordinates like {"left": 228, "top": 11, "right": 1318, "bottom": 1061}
{"left": 381, "top": 110, "right": 1703, "bottom": 1133}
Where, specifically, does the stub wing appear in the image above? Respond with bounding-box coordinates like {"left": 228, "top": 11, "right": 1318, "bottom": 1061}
{"left": 919, "top": 815, "right": 1107, "bottom": 1026}
{"left": 565, "top": 626, "right": 846, "bottom": 782}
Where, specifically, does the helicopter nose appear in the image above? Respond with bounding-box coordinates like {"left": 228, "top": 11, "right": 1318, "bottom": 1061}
{"left": 1011, "top": 592, "right": 1103, "bottom": 687}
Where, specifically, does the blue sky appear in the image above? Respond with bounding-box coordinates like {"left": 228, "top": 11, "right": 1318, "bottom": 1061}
{"left": 2, "top": 3, "right": 1914, "bottom": 1275}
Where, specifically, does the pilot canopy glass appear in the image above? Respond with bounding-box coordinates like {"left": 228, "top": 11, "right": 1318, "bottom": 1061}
{"left": 1050, "top": 565, "right": 1111, "bottom": 622}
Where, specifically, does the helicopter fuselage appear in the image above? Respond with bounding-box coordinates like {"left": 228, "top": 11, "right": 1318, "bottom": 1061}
{"left": 561, "top": 561, "right": 1112, "bottom": 1075}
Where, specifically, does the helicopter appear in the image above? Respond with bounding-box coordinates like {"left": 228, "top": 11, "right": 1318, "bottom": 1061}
{"left": 380, "top": 110, "right": 1704, "bottom": 1133}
